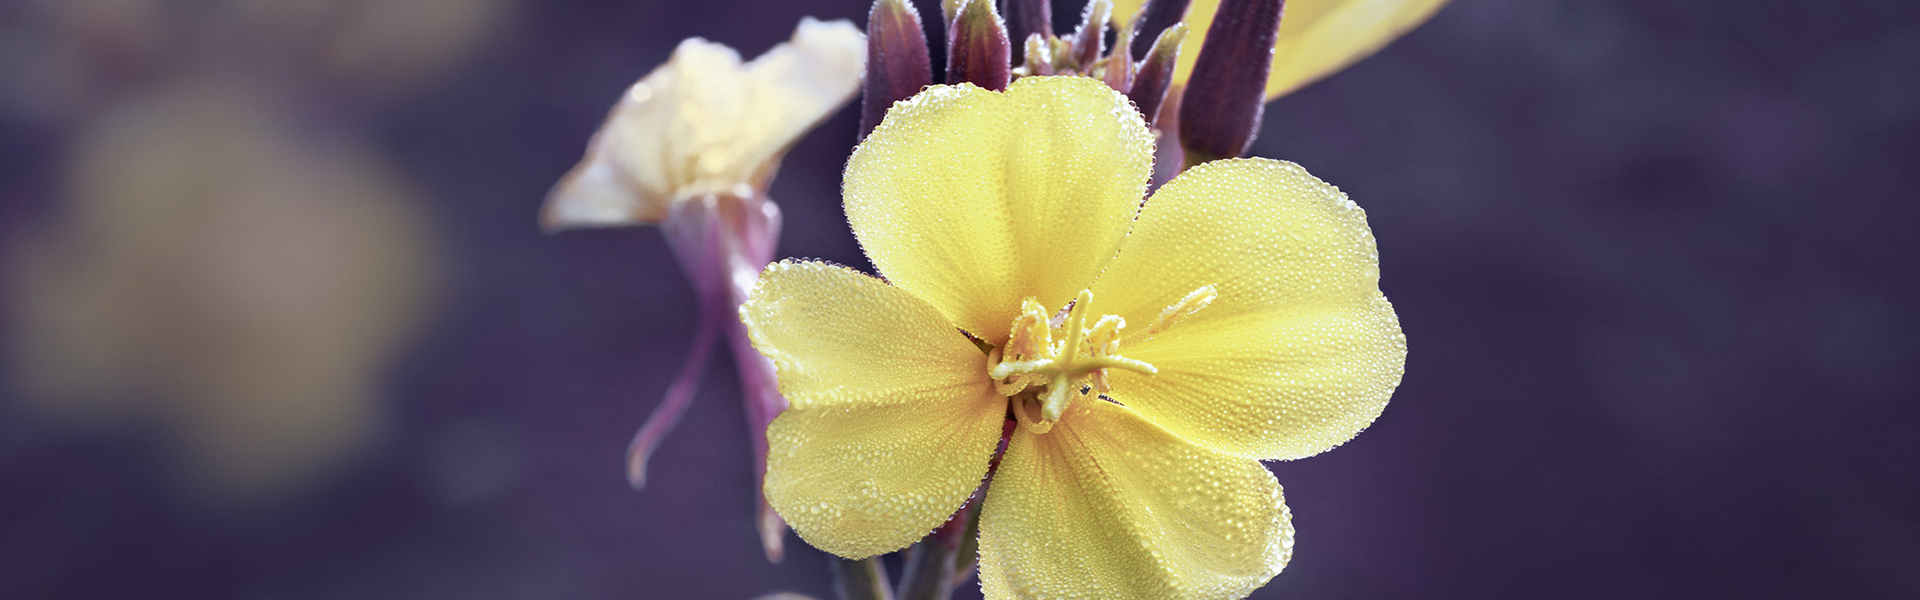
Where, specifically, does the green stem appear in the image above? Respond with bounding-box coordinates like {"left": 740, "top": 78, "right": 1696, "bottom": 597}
{"left": 948, "top": 494, "right": 984, "bottom": 589}
{"left": 895, "top": 540, "right": 957, "bottom": 600}
{"left": 890, "top": 496, "right": 975, "bottom": 596}
{"left": 830, "top": 556, "right": 894, "bottom": 600}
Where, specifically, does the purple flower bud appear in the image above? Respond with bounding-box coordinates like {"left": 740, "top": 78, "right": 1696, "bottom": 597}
{"left": 1004, "top": 0, "right": 1051, "bottom": 65}
{"left": 1127, "top": 0, "right": 1193, "bottom": 60}
{"left": 1128, "top": 23, "right": 1186, "bottom": 129}
{"left": 1178, "top": 0, "right": 1282, "bottom": 165}
{"left": 861, "top": 0, "right": 933, "bottom": 140}
{"left": 1102, "top": 46, "right": 1134, "bottom": 94}
{"left": 946, "top": 0, "right": 1011, "bottom": 91}
{"left": 1069, "top": 0, "right": 1111, "bottom": 72}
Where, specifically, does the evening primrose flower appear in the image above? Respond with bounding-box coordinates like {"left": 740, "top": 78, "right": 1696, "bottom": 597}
{"left": 542, "top": 17, "right": 864, "bottom": 228}
{"left": 741, "top": 76, "right": 1404, "bottom": 598}
{"left": 540, "top": 17, "right": 864, "bottom": 563}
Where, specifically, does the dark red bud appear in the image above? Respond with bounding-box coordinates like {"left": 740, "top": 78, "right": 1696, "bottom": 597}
{"left": 1004, "top": 0, "right": 1052, "bottom": 65}
{"left": 1102, "top": 42, "right": 1134, "bottom": 94}
{"left": 947, "top": 0, "right": 1011, "bottom": 90}
{"left": 1127, "top": 0, "right": 1193, "bottom": 60}
{"left": 861, "top": 0, "right": 934, "bottom": 140}
{"left": 1069, "top": 0, "right": 1111, "bottom": 72}
{"left": 1178, "top": 0, "right": 1282, "bottom": 165}
{"left": 1128, "top": 23, "right": 1185, "bottom": 129}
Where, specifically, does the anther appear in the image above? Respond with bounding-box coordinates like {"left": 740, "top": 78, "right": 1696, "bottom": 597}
{"left": 990, "top": 288, "right": 1165, "bottom": 431}
{"left": 1135, "top": 284, "right": 1217, "bottom": 341}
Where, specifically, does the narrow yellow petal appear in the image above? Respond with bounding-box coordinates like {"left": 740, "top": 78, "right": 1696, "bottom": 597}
{"left": 1112, "top": 0, "right": 1449, "bottom": 99}
{"left": 1089, "top": 158, "right": 1405, "bottom": 460}
{"left": 742, "top": 260, "right": 1005, "bottom": 558}
{"left": 1264, "top": 0, "right": 1449, "bottom": 98}
{"left": 843, "top": 76, "right": 1154, "bottom": 342}
{"left": 978, "top": 400, "right": 1293, "bottom": 600}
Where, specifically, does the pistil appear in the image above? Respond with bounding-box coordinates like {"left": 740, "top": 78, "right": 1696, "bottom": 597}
{"left": 990, "top": 289, "right": 1160, "bottom": 432}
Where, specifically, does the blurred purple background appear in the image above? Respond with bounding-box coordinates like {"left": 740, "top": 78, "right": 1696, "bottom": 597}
{"left": 3, "top": 0, "right": 1918, "bottom": 598}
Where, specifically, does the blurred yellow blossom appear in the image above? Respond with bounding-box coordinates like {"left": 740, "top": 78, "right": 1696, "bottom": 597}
{"left": 541, "top": 17, "right": 866, "bottom": 229}
{"left": 1114, "top": 0, "right": 1450, "bottom": 99}
{"left": 741, "top": 76, "right": 1405, "bottom": 598}
{"left": 6, "top": 81, "right": 435, "bottom": 501}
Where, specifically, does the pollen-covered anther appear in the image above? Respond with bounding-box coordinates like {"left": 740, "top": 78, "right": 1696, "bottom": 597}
{"left": 1132, "top": 284, "right": 1218, "bottom": 343}
{"left": 989, "top": 289, "right": 1161, "bottom": 432}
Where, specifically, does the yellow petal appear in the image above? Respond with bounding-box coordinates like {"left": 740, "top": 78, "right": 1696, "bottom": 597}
{"left": 1089, "top": 158, "right": 1405, "bottom": 460}
{"left": 843, "top": 76, "right": 1155, "bottom": 342}
{"left": 543, "top": 18, "right": 865, "bottom": 229}
{"left": 742, "top": 260, "right": 1006, "bottom": 558}
{"left": 1112, "top": 0, "right": 1449, "bottom": 99}
{"left": 978, "top": 400, "right": 1293, "bottom": 599}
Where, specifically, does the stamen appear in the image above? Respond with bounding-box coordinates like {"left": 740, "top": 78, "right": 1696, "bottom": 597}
{"left": 1085, "top": 315, "right": 1124, "bottom": 355}
{"left": 990, "top": 285, "right": 1211, "bottom": 432}
{"left": 1128, "top": 284, "right": 1217, "bottom": 344}
{"left": 1011, "top": 394, "right": 1053, "bottom": 434}
{"left": 990, "top": 359, "right": 1056, "bottom": 379}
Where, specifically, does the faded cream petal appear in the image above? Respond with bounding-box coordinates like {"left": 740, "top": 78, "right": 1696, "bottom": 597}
{"left": 978, "top": 400, "right": 1293, "bottom": 600}
{"left": 1113, "top": 0, "right": 1450, "bottom": 99}
{"left": 742, "top": 260, "right": 1005, "bottom": 558}
{"left": 542, "top": 17, "right": 865, "bottom": 229}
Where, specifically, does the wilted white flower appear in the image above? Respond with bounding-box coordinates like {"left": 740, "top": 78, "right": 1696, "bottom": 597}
{"left": 542, "top": 17, "right": 866, "bottom": 229}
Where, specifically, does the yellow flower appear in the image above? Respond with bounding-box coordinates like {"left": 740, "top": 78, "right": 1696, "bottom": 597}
{"left": 741, "top": 76, "right": 1405, "bottom": 598}
{"left": 541, "top": 17, "right": 865, "bottom": 229}
{"left": 1113, "top": 0, "right": 1450, "bottom": 99}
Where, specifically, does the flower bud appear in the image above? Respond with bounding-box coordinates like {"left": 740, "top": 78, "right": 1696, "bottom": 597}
{"left": 861, "top": 0, "right": 932, "bottom": 140}
{"left": 941, "top": 0, "right": 965, "bottom": 26}
{"left": 1101, "top": 41, "right": 1134, "bottom": 94}
{"left": 946, "top": 0, "right": 1011, "bottom": 91}
{"left": 1022, "top": 33, "right": 1057, "bottom": 76}
{"left": 1068, "top": 0, "right": 1112, "bottom": 72}
{"left": 1125, "top": 0, "right": 1192, "bottom": 60}
{"left": 1127, "top": 22, "right": 1185, "bottom": 129}
{"left": 1004, "top": 0, "right": 1052, "bottom": 65}
{"left": 1178, "top": 0, "right": 1281, "bottom": 165}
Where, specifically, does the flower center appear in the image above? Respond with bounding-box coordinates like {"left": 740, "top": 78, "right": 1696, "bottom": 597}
{"left": 988, "top": 285, "right": 1216, "bottom": 434}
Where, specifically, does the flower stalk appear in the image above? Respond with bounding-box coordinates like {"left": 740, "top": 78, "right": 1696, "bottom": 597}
{"left": 831, "top": 556, "right": 895, "bottom": 600}
{"left": 633, "top": 191, "right": 792, "bottom": 562}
